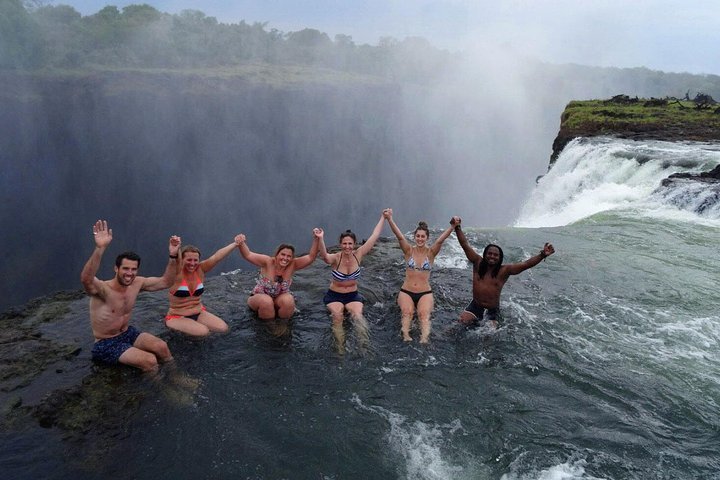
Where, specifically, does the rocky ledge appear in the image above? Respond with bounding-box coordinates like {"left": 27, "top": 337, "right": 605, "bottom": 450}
{"left": 662, "top": 163, "right": 720, "bottom": 183}
{"left": 550, "top": 94, "right": 720, "bottom": 168}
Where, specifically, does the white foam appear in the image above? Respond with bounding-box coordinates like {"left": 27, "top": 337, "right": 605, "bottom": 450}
{"left": 421, "top": 234, "right": 474, "bottom": 270}
{"left": 351, "top": 394, "right": 485, "bottom": 479}
{"left": 501, "top": 457, "right": 602, "bottom": 480}
{"left": 515, "top": 138, "right": 720, "bottom": 228}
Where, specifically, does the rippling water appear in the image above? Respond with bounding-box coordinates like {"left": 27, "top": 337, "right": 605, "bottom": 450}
{"left": 3, "top": 138, "right": 720, "bottom": 479}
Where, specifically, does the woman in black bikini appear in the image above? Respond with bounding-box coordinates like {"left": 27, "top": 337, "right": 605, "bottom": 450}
{"left": 318, "top": 212, "right": 385, "bottom": 353}
{"left": 384, "top": 209, "right": 455, "bottom": 343}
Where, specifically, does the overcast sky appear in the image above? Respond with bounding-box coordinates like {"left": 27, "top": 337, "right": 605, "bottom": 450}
{"left": 46, "top": 0, "right": 720, "bottom": 75}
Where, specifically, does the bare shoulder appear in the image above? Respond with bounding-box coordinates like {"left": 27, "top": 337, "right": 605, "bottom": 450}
{"left": 353, "top": 248, "right": 368, "bottom": 261}
{"left": 499, "top": 265, "right": 514, "bottom": 279}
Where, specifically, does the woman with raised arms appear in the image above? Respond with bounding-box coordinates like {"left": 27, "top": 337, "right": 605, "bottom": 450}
{"left": 317, "top": 212, "right": 385, "bottom": 353}
{"left": 237, "top": 229, "right": 322, "bottom": 320}
{"left": 384, "top": 209, "right": 455, "bottom": 343}
{"left": 165, "top": 236, "right": 243, "bottom": 337}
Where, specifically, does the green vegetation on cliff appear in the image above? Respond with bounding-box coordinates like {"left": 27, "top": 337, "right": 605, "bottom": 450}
{"left": 551, "top": 96, "right": 720, "bottom": 163}
{"left": 561, "top": 98, "right": 720, "bottom": 132}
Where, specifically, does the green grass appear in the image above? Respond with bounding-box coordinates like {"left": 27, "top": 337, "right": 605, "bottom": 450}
{"left": 561, "top": 99, "right": 720, "bottom": 130}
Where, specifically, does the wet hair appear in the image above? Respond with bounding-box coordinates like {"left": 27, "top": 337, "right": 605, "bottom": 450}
{"left": 274, "top": 243, "right": 295, "bottom": 256}
{"left": 477, "top": 244, "right": 503, "bottom": 279}
{"left": 414, "top": 221, "right": 430, "bottom": 237}
{"left": 115, "top": 251, "right": 141, "bottom": 268}
{"left": 181, "top": 245, "right": 201, "bottom": 258}
{"left": 339, "top": 230, "right": 356, "bottom": 243}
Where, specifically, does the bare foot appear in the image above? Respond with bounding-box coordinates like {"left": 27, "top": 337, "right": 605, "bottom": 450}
{"left": 168, "top": 371, "right": 201, "bottom": 392}
{"left": 162, "top": 385, "right": 195, "bottom": 407}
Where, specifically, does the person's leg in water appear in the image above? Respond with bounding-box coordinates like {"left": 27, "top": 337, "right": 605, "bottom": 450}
{"left": 165, "top": 313, "right": 211, "bottom": 337}
{"left": 483, "top": 307, "right": 499, "bottom": 330}
{"left": 248, "top": 293, "right": 276, "bottom": 320}
{"left": 275, "top": 293, "right": 296, "bottom": 320}
{"left": 327, "top": 301, "right": 347, "bottom": 354}
{"left": 123, "top": 331, "right": 173, "bottom": 372}
{"left": 266, "top": 318, "right": 291, "bottom": 337}
{"left": 346, "top": 301, "right": 369, "bottom": 351}
{"left": 397, "top": 290, "right": 416, "bottom": 341}
{"left": 459, "top": 300, "right": 498, "bottom": 330}
{"left": 138, "top": 332, "right": 198, "bottom": 392}
{"left": 416, "top": 293, "right": 434, "bottom": 344}
{"left": 197, "top": 310, "right": 229, "bottom": 333}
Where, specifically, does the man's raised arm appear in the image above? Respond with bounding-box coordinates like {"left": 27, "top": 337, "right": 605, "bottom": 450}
{"left": 452, "top": 217, "right": 481, "bottom": 264}
{"left": 80, "top": 219, "right": 113, "bottom": 296}
{"left": 505, "top": 243, "right": 555, "bottom": 276}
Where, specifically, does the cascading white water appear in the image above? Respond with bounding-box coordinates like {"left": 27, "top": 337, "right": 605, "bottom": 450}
{"left": 515, "top": 137, "right": 720, "bottom": 227}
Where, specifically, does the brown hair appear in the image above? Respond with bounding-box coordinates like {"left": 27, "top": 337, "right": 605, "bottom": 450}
{"left": 339, "top": 230, "right": 356, "bottom": 243}
{"left": 274, "top": 243, "right": 296, "bottom": 256}
{"left": 414, "top": 221, "right": 429, "bottom": 237}
{"left": 181, "top": 245, "right": 201, "bottom": 258}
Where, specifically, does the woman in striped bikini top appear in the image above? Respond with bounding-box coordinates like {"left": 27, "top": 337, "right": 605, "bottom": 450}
{"left": 318, "top": 212, "right": 387, "bottom": 353}
{"left": 331, "top": 252, "right": 362, "bottom": 282}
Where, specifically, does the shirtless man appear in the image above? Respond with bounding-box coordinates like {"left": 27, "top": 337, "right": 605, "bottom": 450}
{"left": 80, "top": 219, "right": 181, "bottom": 372}
{"left": 451, "top": 217, "right": 555, "bottom": 328}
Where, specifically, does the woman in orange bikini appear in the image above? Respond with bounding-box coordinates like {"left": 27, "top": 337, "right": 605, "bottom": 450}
{"left": 237, "top": 228, "right": 322, "bottom": 320}
{"left": 165, "top": 235, "right": 243, "bottom": 337}
{"left": 384, "top": 209, "right": 455, "bottom": 343}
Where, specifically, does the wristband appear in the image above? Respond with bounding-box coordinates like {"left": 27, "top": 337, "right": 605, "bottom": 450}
{"left": 169, "top": 254, "right": 178, "bottom": 259}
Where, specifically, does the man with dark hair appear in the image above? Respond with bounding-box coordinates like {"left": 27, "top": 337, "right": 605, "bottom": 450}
{"left": 115, "top": 251, "right": 141, "bottom": 268}
{"left": 80, "top": 219, "right": 181, "bottom": 372}
{"left": 451, "top": 217, "right": 555, "bottom": 328}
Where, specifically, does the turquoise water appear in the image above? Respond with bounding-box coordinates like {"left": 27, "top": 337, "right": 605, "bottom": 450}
{"left": 3, "top": 138, "right": 720, "bottom": 479}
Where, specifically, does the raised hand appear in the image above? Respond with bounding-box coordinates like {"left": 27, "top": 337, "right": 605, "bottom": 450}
{"left": 169, "top": 235, "right": 181, "bottom": 256}
{"left": 313, "top": 227, "right": 324, "bottom": 239}
{"left": 450, "top": 216, "right": 461, "bottom": 227}
{"left": 542, "top": 243, "right": 555, "bottom": 257}
{"left": 92, "top": 220, "right": 113, "bottom": 248}
{"left": 383, "top": 208, "right": 393, "bottom": 219}
{"left": 234, "top": 234, "right": 246, "bottom": 246}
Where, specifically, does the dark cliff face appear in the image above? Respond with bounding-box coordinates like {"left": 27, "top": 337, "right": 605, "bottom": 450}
{"left": 0, "top": 72, "right": 445, "bottom": 311}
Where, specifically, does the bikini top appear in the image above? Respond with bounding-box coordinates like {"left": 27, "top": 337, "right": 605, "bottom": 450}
{"left": 331, "top": 253, "right": 361, "bottom": 282}
{"left": 171, "top": 272, "right": 204, "bottom": 297}
{"left": 407, "top": 248, "right": 431, "bottom": 271}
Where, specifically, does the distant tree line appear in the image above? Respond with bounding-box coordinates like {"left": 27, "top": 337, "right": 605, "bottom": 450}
{"left": 1, "top": 0, "right": 452, "bottom": 81}
{"left": 3, "top": 1, "right": 720, "bottom": 96}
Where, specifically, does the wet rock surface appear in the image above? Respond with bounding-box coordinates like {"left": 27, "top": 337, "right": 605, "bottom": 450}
{"left": 662, "top": 163, "right": 720, "bottom": 184}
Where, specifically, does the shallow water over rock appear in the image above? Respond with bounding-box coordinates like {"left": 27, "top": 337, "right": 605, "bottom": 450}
{"left": 2, "top": 226, "right": 719, "bottom": 479}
